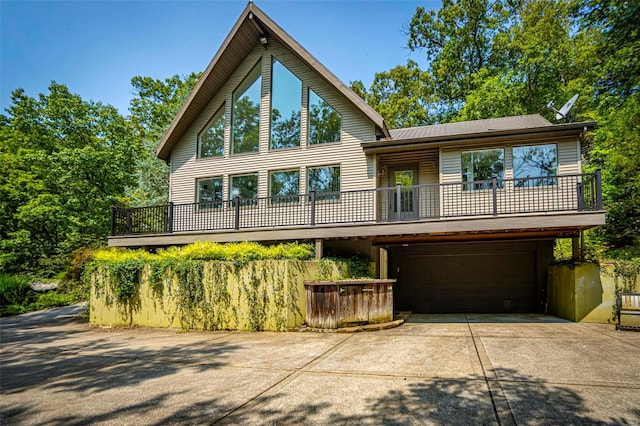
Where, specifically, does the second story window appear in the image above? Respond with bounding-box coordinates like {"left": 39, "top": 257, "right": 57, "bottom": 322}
{"left": 461, "top": 148, "right": 504, "bottom": 190}
{"left": 269, "top": 169, "right": 300, "bottom": 203}
{"left": 270, "top": 59, "right": 301, "bottom": 150}
{"left": 196, "top": 177, "right": 223, "bottom": 209}
{"left": 198, "top": 105, "right": 225, "bottom": 158}
{"left": 513, "top": 144, "right": 557, "bottom": 187}
{"left": 308, "top": 89, "right": 341, "bottom": 145}
{"left": 232, "top": 62, "right": 261, "bottom": 154}
{"left": 230, "top": 173, "right": 259, "bottom": 204}
{"left": 308, "top": 165, "right": 340, "bottom": 201}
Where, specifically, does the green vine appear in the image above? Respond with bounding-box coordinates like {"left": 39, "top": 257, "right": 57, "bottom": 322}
{"left": 612, "top": 258, "right": 640, "bottom": 293}
{"left": 85, "top": 242, "right": 367, "bottom": 331}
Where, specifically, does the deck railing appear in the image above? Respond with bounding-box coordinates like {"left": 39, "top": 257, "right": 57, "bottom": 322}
{"left": 110, "top": 170, "right": 602, "bottom": 236}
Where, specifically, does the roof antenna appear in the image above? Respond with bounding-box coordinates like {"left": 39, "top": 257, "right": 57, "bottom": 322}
{"left": 546, "top": 94, "right": 579, "bottom": 122}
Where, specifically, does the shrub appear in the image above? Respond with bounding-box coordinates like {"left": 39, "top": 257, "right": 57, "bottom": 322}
{"left": 0, "top": 275, "right": 36, "bottom": 315}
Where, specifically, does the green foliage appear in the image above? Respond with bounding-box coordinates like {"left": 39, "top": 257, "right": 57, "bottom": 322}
{"left": 317, "top": 256, "right": 374, "bottom": 280}
{"left": 611, "top": 258, "right": 640, "bottom": 293}
{"left": 0, "top": 275, "right": 35, "bottom": 315}
{"left": 0, "top": 274, "right": 84, "bottom": 316}
{"left": 351, "top": 60, "right": 437, "bottom": 127}
{"left": 0, "top": 83, "right": 141, "bottom": 275}
{"left": 585, "top": 93, "right": 640, "bottom": 250}
{"left": 406, "top": 0, "right": 515, "bottom": 111}
{"left": 86, "top": 242, "right": 316, "bottom": 326}
{"left": 128, "top": 73, "right": 201, "bottom": 206}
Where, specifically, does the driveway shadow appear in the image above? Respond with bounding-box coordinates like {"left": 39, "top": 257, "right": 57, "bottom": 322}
{"left": 223, "top": 368, "right": 636, "bottom": 425}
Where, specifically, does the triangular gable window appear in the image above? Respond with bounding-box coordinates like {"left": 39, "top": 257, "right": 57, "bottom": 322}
{"left": 198, "top": 104, "right": 225, "bottom": 158}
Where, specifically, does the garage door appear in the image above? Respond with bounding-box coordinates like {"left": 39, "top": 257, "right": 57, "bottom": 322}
{"left": 391, "top": 241, "right": 548, "bottom": 313}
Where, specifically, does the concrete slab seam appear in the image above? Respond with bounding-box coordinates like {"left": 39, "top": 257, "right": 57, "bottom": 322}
{"left": 577, "top": 323, "right": 640, "bottom": 350}
{"left": 465, "top": 314, "right": 517, "bottom": 426}
{"left": 212, "top": 334, "right": 356, "bottom": 424}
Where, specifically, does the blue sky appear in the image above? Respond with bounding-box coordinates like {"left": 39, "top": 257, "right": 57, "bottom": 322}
{"left": 1, "top": 0, "right": 441, "bottom": 115}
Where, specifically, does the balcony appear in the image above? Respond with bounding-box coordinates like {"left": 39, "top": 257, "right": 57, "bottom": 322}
{"left": 109, "top": 171, "right": 604, "bottom": 246}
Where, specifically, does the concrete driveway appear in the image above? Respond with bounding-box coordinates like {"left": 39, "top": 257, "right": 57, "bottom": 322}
{"left": 1, "top": 305, "right": 639, "bottom": 425}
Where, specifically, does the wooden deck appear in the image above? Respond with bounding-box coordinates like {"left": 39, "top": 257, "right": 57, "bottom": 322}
{"left": 108, "top": 210, "right": 605, "bottom": 247}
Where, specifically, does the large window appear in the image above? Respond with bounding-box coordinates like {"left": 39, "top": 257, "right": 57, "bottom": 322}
{"left": 308, "top": 89, "right": 341, "bottom": 145}
{"left": 198, "top": 105, "right": 225, "bottom": 158}
{"left": 230, "top": 173, "right": 258, "bottom": 205}
{"left": 513, "top": 144, "right": 557, "bottom": 187}
{"left": 269, "top": 169, "right": 300, "bottom": 203}
{"left": 232, "top": 62, "right": 261, "bottom": 154}
{"left": 270, "top": 59, "right": 301, "bottom": 150}
{"left": 308, "top": 165, "right": 340, "bottom": 200}
{"left": 196, "top": 177, "right": 223, "bottom": 208}
{"left": 461, "top": 148, "right": 504, "bottom": 190}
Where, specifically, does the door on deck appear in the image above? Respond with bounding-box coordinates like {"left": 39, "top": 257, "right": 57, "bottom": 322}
{"left": 388, "top": 167, "right": 418, "bottom": 220}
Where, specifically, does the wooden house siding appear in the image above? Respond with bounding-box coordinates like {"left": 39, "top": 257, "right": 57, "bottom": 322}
{"left": 169, "top": 38, "right": 376, "bottom": 205}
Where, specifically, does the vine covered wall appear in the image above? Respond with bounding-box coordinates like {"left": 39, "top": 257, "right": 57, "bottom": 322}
{"left": 86, "top": 242, "right": 368, "bottom": 331}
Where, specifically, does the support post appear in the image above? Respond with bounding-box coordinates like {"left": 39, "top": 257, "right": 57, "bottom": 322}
{"left": 315, "top": 239, "right": 323, "bottom": 260}
{"left": 492, "top": 177, "right": 498, "bottom": 216}
{"left": 379, "top": 247, "right": 388, "bottom": 279}
{"left": 234, "top": 197, "right": 241, "bottom": 230}
{"left": 572, "top": 236, "right": 580, "bottom": 260}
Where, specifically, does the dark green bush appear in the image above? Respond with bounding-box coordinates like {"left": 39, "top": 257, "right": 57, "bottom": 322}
{"left": 0, "top": 275, "right": 36, "bottom": 315}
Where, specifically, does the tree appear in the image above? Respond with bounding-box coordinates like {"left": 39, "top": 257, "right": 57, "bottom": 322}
{"left": 128, "top": 73, "right": 200, "bottom": 206}
{"left": 0, "top": 83, "right": 140, "bottom": 273}
{"left": 351, "top": 60, "right": 437, "bottom": 127}
{"left": 406, "top": 0, "right": 516, "bottom": 111}
{"left": 573, "top": 0, "right": 640, "bottom": 253}
{"left": 578, "top": 0, "right": 640, "bottom": 105}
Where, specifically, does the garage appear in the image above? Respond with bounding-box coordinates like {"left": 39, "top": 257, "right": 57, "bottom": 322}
{"left": 389, "top": 240, "right": 553, "bottom": 313}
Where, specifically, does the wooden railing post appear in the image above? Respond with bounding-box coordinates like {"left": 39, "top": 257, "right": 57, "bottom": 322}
{"left": 110, "top": 206, "right": 116, "bottom": 236}
{"left": 595, "top": 169, "right": 603, "bottom": 210}
{"left": 234, "top": 197, "right": 241, "bottom": 230}
{"left": 492, "top": 177, "right": 498, "bottom": 216}
{"left": 310, "top": 190, "right": 316, "bottom": 226}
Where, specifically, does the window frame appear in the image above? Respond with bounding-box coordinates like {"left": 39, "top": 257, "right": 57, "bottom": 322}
{"left": 269, "top": 168, "right": 301, "bottom": 204}
{"left": 197, "top": 103, "right": 225, "bottom": 159}
{"left": 230, "top": 172, "right": 259, "bottom": 206}
{"left": 307, "top": 164, "right": 341, "bottom": 201}
{"left": 512, "top": 143, "right": 558, "bottom": 188}
{"left": 461, "top": 148, "right": 505, "bottom": 191}
{"left": 307, "top": 88, "right": 342, "bottom": 146}
{"left": 195, "top": 176, "right": 224, "bottom": 210}
{"left": 269, "top": 57, "right": 302, "bottom": 151}
{"left": 231, "top": 60, "right": 262, "bottom": 155}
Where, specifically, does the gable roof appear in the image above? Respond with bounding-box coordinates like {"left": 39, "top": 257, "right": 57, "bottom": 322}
{"left": 155, "top": 2, "right": 390, "bottom": 161}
